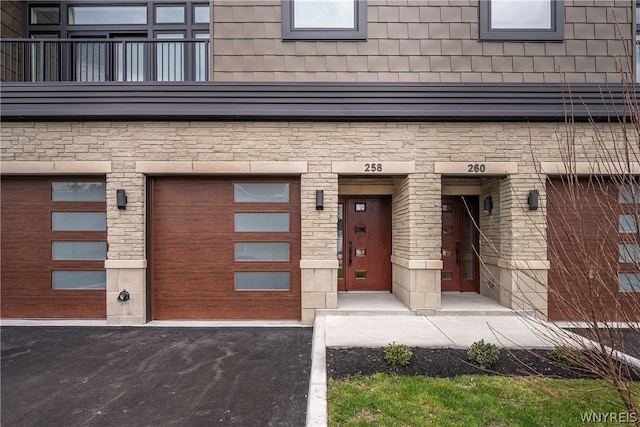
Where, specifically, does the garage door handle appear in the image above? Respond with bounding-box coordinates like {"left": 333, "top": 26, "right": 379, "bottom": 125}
{"left": 348, "top": 241, "right": 353, "bottom": 266}
{"left": 455, "top": 241, "right": 460, "bottom": 265}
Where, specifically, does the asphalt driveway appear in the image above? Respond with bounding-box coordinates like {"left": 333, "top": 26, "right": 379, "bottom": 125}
{"left": 1, "top": 326, "right": 312, "bottom": 427}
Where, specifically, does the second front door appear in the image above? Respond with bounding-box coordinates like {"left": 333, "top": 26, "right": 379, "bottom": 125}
{"left": 441, "top": 196, "right": 480, "bottom": 292}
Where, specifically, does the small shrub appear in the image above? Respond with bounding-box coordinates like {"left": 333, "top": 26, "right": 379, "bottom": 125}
{"left": 467, "top": 339, "right": 500, "bottom": 367}
{"left": 384, "top": 342, "right": 413, "bottom": 367}
{"left": 549, "top": 346, "right": 585, "bottom": 367}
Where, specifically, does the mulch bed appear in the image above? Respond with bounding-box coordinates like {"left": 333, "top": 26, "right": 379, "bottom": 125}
{"left": 327, "top": 347, "right": 639, "bottom": 380}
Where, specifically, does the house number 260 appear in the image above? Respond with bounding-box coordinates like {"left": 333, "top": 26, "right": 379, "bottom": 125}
{"left": 467, "top": 163, "right": 486, "bottom": 173}
{"left": 364, "top": 163, "right": 383, "bottom": 172}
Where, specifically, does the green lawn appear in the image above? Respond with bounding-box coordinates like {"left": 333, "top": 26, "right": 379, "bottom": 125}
{"left": 328, "top": 374, "right": 639, "bottom": 426}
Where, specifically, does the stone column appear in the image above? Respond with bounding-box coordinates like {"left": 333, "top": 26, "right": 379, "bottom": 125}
{"left": 300, "top": 170, "right": 339, "bottom": 325}
{"left": 391, "top": 173, "right": 442, "bottom": 313}
{"left": 105, "top": 171, "right": 147, "bottom": 325}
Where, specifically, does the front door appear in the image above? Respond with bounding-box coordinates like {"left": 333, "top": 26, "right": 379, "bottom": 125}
{"left": 338, "top": 196, "right": 392, "bottom": 292}
{"left": 441, "top": 196, "right": 479, "bottom": 292}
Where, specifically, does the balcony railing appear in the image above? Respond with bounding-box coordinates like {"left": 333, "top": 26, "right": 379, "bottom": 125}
{"left": 1, "top": 38, "right": 210, "bottom": 83}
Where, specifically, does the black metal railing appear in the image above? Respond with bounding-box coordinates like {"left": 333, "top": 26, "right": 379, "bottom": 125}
{"left": 1, "top": 38, "right": 210, "bottom": 83}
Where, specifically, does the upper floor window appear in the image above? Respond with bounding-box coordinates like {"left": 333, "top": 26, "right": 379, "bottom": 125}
{"left": 479, "top": 0, "right": 564, "bottom": 41}
{"left": 155, "top": 6, "right": 186, "bottom": 24}
{"left": 30, "top": 6, "right": 60, "bottom": 24}
{"left": 68, "top": 5, "right": 148, "bottom": 25}
{"left": 24, "top": 1, "right": 210, "bottom": 82}
{"left": 281, "top": 0, "right": 367, "bottom": 41}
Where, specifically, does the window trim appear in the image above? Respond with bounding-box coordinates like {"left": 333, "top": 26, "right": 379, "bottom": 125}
{"left": 479, "top": 0, "right": 564, "bottom": 41}
{"left": 281, "top": 0, "right": 367, "bottom": 41}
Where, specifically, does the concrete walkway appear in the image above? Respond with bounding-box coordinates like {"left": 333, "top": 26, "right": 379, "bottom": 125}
{"left": 324, "top": 314, "right": 554, "bottom": 348}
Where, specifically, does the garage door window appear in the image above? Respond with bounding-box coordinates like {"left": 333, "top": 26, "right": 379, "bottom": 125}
{"left": 234, "top": 183, "right": 289, "bottom": 202}
{"left": 52, "top": 241, "right": 107, "bottom": 260}
{"left": 620, "top": 273, "right": 640, "bottom": 292}
{"left": 52, "top": 182, "right": 106, "bottom": 201}
{"left": 234, "top": 242, "right": 290, "bottom": 261}
{"left": 234, "top": 213, "right": 289, "bottom": 232}
{"left": 50, "top": 179, "right": 106, "bottom": 292}
{"left": 235, "top": 272, "right": 290, "bottom": 291}
{"left": 619, "top": 214, "right": 639, "bottom": 233}
{"left": 619, "top": 183, "right": 640, "bottom": 292}
{"left": 232, "top": 180, "right": 295, "bottom": 294}
{"left": 52, "top": 212, "right": 107, "bottom": 231}
{"left": 52, "top": 270, "right": 106, "bottom": 289}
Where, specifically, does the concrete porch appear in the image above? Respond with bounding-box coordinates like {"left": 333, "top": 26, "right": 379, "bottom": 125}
{"left": 437, "top": 292, "right": 515, "bottom": 316}
{"left": 319, "top": 291, "right": 515, "bottom": 316}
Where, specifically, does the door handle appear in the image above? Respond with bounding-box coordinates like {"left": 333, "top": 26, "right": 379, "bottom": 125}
{"left": 455, "top": 241, "right": 460, "bottom": 265}
{"left": 348, "top": 240, "right": 353, "bottom": 266}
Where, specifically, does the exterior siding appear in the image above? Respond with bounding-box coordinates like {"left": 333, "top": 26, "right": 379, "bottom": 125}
{"left": 1, "top": 1, "right": 21, "bottom": 38}
{"left": 1, "top": 1, "right": 22, "bottom": 81}
{"left": 213, "top": 0, "right": 633, "bottom": 83}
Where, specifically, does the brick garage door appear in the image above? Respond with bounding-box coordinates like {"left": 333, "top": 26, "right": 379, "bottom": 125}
{"left": 1, "top": 176, "right": 107, "bottom": 318}
{"left": 547, "top": 178, "right": 640, "bottom": 321}
{"left": 149, "top": 177, "right": 301, "bottom": 320}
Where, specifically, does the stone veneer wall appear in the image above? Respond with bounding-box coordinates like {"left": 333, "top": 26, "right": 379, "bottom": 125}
{"left": 2, "top": 121, "right": 633, "bottom": 323}
{"left": 212, "top": 0, "right": 633, "bottom": 83}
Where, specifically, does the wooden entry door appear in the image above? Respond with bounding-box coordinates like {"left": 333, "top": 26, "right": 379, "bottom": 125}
{"left": 338, "top": 196, "right": 392, "bottom": 292}
{"left": 441, "top": 196, "right": 479, "bottom": 292}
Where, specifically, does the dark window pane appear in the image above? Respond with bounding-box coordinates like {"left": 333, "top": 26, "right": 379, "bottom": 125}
{"left": 31, "top": 6, "right": 60, "bottom": 24}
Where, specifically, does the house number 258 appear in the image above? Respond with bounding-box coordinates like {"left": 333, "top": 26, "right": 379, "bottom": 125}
{"left": 364, "top": 163, "right": 383, "bottom": 172}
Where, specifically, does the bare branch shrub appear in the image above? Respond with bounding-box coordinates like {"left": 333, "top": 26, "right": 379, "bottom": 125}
{"left": 472, "top": 16, "right": 640, "bottom": 423}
